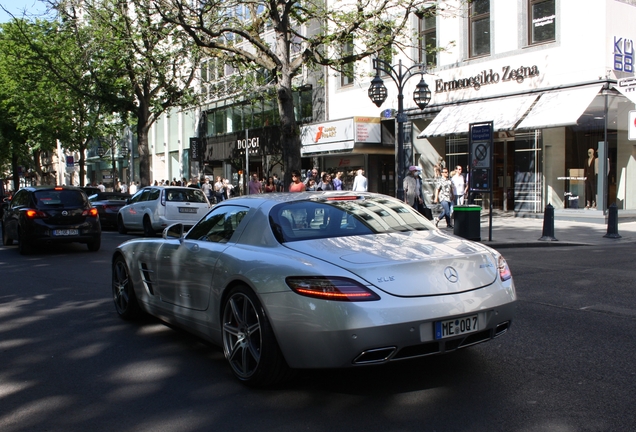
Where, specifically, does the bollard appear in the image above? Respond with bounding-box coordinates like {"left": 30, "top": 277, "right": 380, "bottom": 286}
{"left": 538, "top": 203, "right": 558, "bottom": 241}
{"left": 603, "top": 202, "right": 621, "bottom": 239}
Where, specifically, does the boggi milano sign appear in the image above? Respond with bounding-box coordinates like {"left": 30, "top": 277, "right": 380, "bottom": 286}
{"left": 435, "top": 65, "right": 540, "bottom": 93}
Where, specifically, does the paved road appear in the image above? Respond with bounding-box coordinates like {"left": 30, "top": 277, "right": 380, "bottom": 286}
{"left": 0, "top": 231, "right": 634, "bottom": 431}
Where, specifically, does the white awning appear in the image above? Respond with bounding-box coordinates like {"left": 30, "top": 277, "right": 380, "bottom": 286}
{"left": 417, "top": 95, "right": 537, "bottom": 138}
{"left": 516, "top": 85, "right": 602, "bottom": 130}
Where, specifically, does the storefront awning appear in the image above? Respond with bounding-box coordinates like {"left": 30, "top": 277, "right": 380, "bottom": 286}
{"left": 516, "top": 85, "right": 602, "bottom": 130}
{"left": 417, "top": 95, "right": 537, "bottom": 138}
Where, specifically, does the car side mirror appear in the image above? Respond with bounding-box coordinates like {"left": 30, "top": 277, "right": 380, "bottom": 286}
{"left": 163, "top": 223, "right": 184, "bottom": 240}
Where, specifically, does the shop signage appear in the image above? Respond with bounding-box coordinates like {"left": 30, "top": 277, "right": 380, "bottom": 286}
{"left": 613, "top": 36, "right": 634, "bottom": 73}
{"left": 435, "top": 65, "right": 540, "bottom": 93}
{"left": 301, "top": 117, "right": 381, "bottom": 154}
{"left": 237, "top": 136, "right": 260, "bottom": 150}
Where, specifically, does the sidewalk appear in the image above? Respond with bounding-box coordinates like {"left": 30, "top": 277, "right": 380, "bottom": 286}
{"left": 447, "top": 210, "right": 636, "bottom": 248}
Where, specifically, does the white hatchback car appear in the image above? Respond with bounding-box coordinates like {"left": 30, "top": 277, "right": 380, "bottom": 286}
{"left": 117, "top": 186, "right": 211, "bottom": 236}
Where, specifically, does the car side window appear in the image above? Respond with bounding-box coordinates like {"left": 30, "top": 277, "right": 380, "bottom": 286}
{"left": 129, "top": 189, "right": 146, "bottom": 203}
{"left": 137, "top": 189, "right": 151, "bottom": 202}
{"left": 186, "top": 205, "right": 248, "bottom": 244}
{"left": 148, "top": 188, "right": 161, "bottom": 201}
{"left": 11, "top": 190, "right": 29, "bottom": 208}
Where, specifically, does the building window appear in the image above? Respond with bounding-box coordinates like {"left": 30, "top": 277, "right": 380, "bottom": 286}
{"left": 528, "top": 0, "right": 555, "bottom": 45}
{"left": 419, "top": 8, "right": 437, "bottom": 67}
{"left": 340, "top": 40, "right": 355, "bottom": 87}
{"left": 469, "top": 0, "right": 490, "bottom": 58}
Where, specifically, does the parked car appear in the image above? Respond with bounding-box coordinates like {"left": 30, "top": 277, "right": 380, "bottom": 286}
{"left": 88, "top": 192, "right": 131, "bottom": 229}
{"left": 111, "top": 191, "right": 516, "bottom": 386}
{"left": 2, "top": 185, "right": 101, "bottom": 254}
{"left": 81, "top": 186, "right": 101, "bottom": 196}
{"left": 117, "top": 186, "right": 211, "bottom": 236}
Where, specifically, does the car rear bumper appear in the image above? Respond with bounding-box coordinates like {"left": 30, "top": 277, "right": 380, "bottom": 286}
{"left": 262, "top": 281, "right": 516, "bottom": 369}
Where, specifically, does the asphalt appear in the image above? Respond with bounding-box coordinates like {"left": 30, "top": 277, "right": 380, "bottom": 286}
{"left": 444, "top": 210, "right": 636, "bottom": 248}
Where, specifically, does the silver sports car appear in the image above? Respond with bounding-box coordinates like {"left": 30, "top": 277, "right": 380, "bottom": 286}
{"left": 112, "top": 191, "right": 516, "bottom": 386}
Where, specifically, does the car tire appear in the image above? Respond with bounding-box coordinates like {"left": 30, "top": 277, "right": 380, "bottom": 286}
{"left": 222, "top": 285, "right": 293, "bottom": 387}
{"left": 87, "top": 236, "right": 101, "bottom": 252}
{"left": 2, "top": 224, "right": 12, "bottom": 246}
{"left": 18, "top": 229, "right": 32, "bottom": 255}
{"left": 143, "top": 216, "right": 155, "bottom": 237}
{"left": 117, "top": 216, "right": 128, "bottom": 235}
{"left": 112, "top": 254, "right": 141, "bottom": 320}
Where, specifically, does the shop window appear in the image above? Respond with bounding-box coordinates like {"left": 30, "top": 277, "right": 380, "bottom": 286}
{"left": 419, "top": 7, "right": 437, "bottom": 67}
{"left": 528, "top": 0, "right": 556, "bottom": 45}
{"left": 469, "top": 0, "right": 490, "bottom": 58}
{"left": 340, "top": 40, "right": 355, "bottom": 87}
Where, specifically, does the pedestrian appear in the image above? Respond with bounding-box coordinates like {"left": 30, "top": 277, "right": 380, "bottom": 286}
{"left": 433, "top": 167, "right": 454, "bottom": 228}
{"left": 129, "top": 181, "right": 137, "bottom": 194}
{"left": 264, "top": 177, "right": 277, "bottom": 193}
{"left": 214, "top": 176, "right": 225, "bottom": 203}
{"left": 97, "top": 182, "right": 106, "bottom": 192}
{"left": 223, "top": 178, "right": 234, "bottom": 199}
{"left": 289, "top": 170, "right": 306, "bottom": 192}
{"left": 305, "top": 178, "right": 317, "bottom": 191}
{"left": 352, "top": 169, "right": 367, "bottom": 192}
{"left": 120, "top": 181, "right": 128, "bottom": 193}
{"left": 316, "top": 173, "right": 333, "bottom": 191}
{"left": 201, "top": 177, "right": 212, "bottom": 201}
{"left": 451, "top": 165, "right": 466, "bottom": 206}
{"left": 332, "top": 172, "right": 343, "bottom": 190}
{"left": 248, "top": 174, "right": 262, "bottom": 194}
{"left": 404, "top": 166, "right": 424, "bottom": 211}
{"left": 304, "top": 168, "right": 318, "bottom": 186}
{"left": 273, "top": 173, "right": 282, "bottom": 192}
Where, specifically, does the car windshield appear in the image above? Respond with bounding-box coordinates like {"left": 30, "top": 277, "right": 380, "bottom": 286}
{"left": 35, "top": 190, "right": 85, "bottom": 207}
{"left": 269, "top": 195, "right": 433, "bottom": 243}
{"left": 165, "top": 188, "right": 207, "bottom": 203}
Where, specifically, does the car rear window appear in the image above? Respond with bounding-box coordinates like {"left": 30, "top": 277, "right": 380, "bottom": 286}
{"left": 269, "top": 195, "right": 432, "bottom": 243}
{"left": 35, "top": 190, "right": 86, "bottom": 207}
{"left": 165, "top": 189, "right": 207, "bottom": 203}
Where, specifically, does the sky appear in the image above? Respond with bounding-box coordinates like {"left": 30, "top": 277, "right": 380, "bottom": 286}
{"left": 0, "top": 0, "right": 49, "bottom": 23}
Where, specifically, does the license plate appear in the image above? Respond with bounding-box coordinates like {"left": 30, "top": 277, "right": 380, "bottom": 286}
{"left": 179, "top": 207, "right": 197, "bottom": 213}
{"left": 434, "top": 315, "right": 479, "bottom": 339}
{"left": 53, "top": 229, "right": 79, "bottom": 236}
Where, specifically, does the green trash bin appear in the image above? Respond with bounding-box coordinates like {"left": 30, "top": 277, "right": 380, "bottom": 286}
{"left": 453, "top": 205, "right": 481, "bottom": 241}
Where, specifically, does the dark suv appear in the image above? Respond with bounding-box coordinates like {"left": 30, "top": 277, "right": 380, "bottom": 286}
{"left": 1, "top": 185, "right": 101, "bottom": 254}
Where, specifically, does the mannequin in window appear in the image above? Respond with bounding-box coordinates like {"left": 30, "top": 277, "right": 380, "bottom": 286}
{"left": 584, "top": 148, "right": 596, "bottom": 209}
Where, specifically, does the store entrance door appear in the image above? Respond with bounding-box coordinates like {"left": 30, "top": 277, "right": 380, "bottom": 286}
{"left": 493, "top": 139, "right": 514, "bottom": 211}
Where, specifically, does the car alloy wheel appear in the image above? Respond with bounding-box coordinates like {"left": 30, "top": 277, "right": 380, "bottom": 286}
{"left": 143, "top": 217, "right": 155, "bottom": 237}
{"left": 222, "top": 286, "right": 292, "bottom": 386}
{"left": 112, "top": 255, "right": 141, "bottom": 320}
{"left": 117, "top": 216, "right": 128, "bottom": 235}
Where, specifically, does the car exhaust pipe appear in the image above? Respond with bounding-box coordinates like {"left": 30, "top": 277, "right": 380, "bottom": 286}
{"left": 352, "top": 347, "right": 396, "bottom": 364}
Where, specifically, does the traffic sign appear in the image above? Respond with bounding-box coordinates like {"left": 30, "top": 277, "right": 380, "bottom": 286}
{"left": 629, "top": 110, "right": 636, "bottom": 141}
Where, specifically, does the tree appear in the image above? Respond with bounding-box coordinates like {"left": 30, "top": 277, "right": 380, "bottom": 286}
{"left": 49, "top": 0, "right": 203, "bottom": 186}
{"left": 154, "top": 0, "right": 438, "bottom": 186}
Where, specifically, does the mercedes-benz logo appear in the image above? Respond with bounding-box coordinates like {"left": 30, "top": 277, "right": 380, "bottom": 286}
{"left": 444, "top": 266, "right": 459, "bottom": 283}
{"left": 62, "top": 211, "right": 68, "bottom": 216}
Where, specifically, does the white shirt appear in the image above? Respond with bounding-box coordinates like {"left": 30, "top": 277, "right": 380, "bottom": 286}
{"left": 352, "top": 174, "right": 368, "bottom": 192}
{"left": 451, "top": 173, "right": 466, "bottom": 196}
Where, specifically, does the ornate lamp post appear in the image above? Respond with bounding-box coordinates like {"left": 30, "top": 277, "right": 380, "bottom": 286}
{"left": 368, "top": 58, "right": 431, "bottom": 201}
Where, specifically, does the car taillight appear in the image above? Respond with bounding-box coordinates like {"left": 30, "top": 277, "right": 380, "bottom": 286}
{"left": 498, "top": 255, "right": 512, "bottom": 282}
{"left": 286, "top": 276, "right": 380, "bottom": 301}
{"left": 161, "top": 190, "right": 166, "bottom": 206}
{"left": 82, "top": 208, "right": 99, "bottom": 217}
{"left": 25, "top": 209, "right": 47, "bottom": 219}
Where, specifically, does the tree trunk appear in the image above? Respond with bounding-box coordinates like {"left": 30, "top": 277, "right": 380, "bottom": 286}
{"left": 276, "top": 80, "right": 301, "bottom": 190}
{"left": 136, "top": 102, "right": 151, "bottom": 187}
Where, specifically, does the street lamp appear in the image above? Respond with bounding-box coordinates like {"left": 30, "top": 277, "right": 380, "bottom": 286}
{"left": 368, "top": 58, "right": 431, "bottom": 201}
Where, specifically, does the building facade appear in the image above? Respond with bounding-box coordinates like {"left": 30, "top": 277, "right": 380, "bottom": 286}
{"left": 147, "top": 0, "right": 636, "bottom": 220}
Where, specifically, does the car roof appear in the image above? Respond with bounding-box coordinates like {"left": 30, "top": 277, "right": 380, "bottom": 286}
{"left": 21, "top": 185, "right": 84, "bottom": 192}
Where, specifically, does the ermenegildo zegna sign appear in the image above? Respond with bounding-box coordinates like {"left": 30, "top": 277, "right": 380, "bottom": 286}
{"left": 435, "top": 65, "right": 540, "bottom": 93}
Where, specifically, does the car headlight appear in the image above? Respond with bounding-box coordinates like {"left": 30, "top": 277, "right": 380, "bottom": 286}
{"left": 286, "top": 276, "right": 381, "bottom": 301}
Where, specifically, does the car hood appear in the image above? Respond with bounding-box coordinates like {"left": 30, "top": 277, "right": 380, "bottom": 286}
{"left": 283, "top": 231, "right": 499, "bottom": 297}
